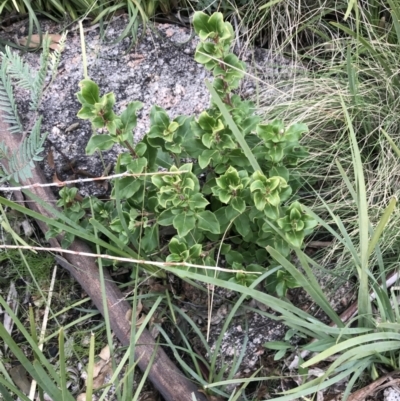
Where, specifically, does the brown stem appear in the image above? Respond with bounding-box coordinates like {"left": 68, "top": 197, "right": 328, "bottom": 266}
{"left": 123, "top": 140, "right": 137, "bottom": 158}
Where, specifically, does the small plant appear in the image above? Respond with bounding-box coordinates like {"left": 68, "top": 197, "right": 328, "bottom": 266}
{"left": 48, "top": 11, "right": 316, "bottom": 292}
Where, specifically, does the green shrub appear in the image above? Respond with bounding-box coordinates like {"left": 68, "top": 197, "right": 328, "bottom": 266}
{"left": 45, "top": 11, "right": 316, "bottom": 293}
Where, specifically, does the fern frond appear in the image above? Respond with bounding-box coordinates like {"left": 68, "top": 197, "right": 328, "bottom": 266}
{"left": 0, "top": 117, "right": 47, "bottom": 183}
{"left": 1, "top": 46, "right": 34, "bottom": 91}
{"left": 49, "top": 31, "right": 67, "bottom": 84}
{"left": 0, "top": 59, "right": 23, "bottom": 134}
{"left": 30, "top": 35, "right": 51, "bottom": 111}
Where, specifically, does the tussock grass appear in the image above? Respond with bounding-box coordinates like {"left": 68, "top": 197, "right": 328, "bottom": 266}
{"left": 255, "top": 1, "right": 400, "bottom": 284}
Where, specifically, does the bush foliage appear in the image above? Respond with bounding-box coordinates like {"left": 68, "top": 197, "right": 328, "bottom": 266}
{"left": 47, "top": 11, "right": 316, "bottom": 292}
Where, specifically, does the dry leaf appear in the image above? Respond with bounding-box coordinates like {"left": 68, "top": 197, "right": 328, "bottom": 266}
{"left": 92, "top": 358, "right": 107, "bottom": 378}
{"left": 98, "top": 344, "right": 110, "bottom": 361}
{"left": 83, "top": 349, "right": 113, "bottom": 394}
{"left": 125, "top": 299, "right": 144, "bottom": 324}
{"left": 125, "top": 308, "right": 132, "bottom": 322}
{"left": 18, "top": 34, "right": 63, "bottom": 51}
{"left": 90, "top": 360, "right": 112, "bottom": 390}
{"left": 136, "top": 314, "right": 146, "bottom": 327}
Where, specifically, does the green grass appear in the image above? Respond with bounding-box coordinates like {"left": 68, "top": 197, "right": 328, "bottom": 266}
{"left": 254, "top": 0, "right": 400, "bottom": 285}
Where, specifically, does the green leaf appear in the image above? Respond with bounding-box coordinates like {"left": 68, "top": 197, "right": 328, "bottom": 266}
{"left": 77, "top": 105, "right": 96, "bottom": 119}
{"left": 169, "top": 121, "right": 180, "bottom": 132}
{"left": 150, "top": 105, "right": 170, "bottom": 129}
{"left": 198, "top": 111, "right": 220, "bottom": 132}
{"left": 253, "top": 191, "right": 266, "bottom": 211}
{"left": 212, "top": 187, "right": 231, "bottom": 204}
{"left": 270, "top": 165, "right": 289, "bottom": 182}
{"left": 189, "top": 244, "right": 202, "bottom": 260}
{"left": 225, "top": 250, "right": 244, "bottom": 265}
{"left": 121, "top": 101, "right": 143, "bottom": 133}
{"left": 148, "top": 126, "right": 164, "bottom": 140}
{"left": 225, "top": 204, "right": 241, "bottom": 221}
{"left": 274, "top": 348, "right": 288, "bottom": 360}
{"left": 140, "top": 224, "right": 159, "bottom": 253}
{"left": 158, "top": 209, "right": 175, "bottom": 226}
{"left": 114, "top": 176, "right": 141, "bottom": 199}
{"left": 173, "top": 212, "right": 196, "bottom": 237}
{"left": 193, "top": 12, "right": 218, "bottom": 40}
{"left": 106, "top": 119, "right": 118, "bottom": 136}
{"left": 205, "top": 80, "right": 261, "bottom": 173}
{"left": 231, "top": 197, "right": 246, "bottom": 214}
{"left": 284, "top": 123, "right": 308, "bottom": 141}
{"left": 196, "top": 210, "right": 220, "bottom": 234}
{"left": 169, "top": 237, "right": 187, "bottom": 255}
{"left": 135, "top": 142, "right": 147, "bottom": 156}
{"left": 91, "top": 115, "right": 106, "bottom": 129}
{"left": 61, "top": 232, "right": 74, "bottom": 249}
{"left": 188, "top": 193, "right": 209, "bottom": 210}
{"left": 220, "top": 133, "right": 237, "bottom": 149}
{"left": 285, "top": 230, "right": 304, "bottom": 248}
{"left": 85, "top": 135, "right": 115, "bottom": 155}
{"left": 77, "top": 79, "right": 100, "bottom": 105}
{"left": 233, "top": 212, "right": 250, "bottom": 237}
{"left": 127, "top": 157, "right": 147, "bottom": 174}
{"left": 100, "top": 92, "right": 116, "bottom": 112}
{"left": 199, "top": 149, "right": 219, "bottom": 169}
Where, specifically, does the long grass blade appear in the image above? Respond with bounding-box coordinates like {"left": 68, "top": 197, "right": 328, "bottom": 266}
{"left": 302, "top": 332, "right": 400, "bottom": 368}
{"left": 205, "top": 80, "right": 261, "bottom": 172}
{"left": 382, "top": 128, "right": 400, "bottom": 158}
{"left": 86, "top": 333, "right": 95, "bottom": 401}
{"left": 339, "top": 95, "right": 372, "bottom": 326}
{"left": 268, "top": 246, "right": 343, "bottom": 327}
{"left": 388, "top": 0, "right": 400, "bottom": 44}
{"left": 59, "top": 328, "right": 68, "bottom": 401}
{"left": 368, "top": 197, "right": 396, "bottom": 257}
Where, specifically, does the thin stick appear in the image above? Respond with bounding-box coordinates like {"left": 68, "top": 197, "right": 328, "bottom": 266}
{"left": 0, "top": 170, "right": 188, "bottom": 191}
{"left": 79, "top": 20, "right": 88, "bottom": 80}
{"left": 0, "top": 244, "right": 259, "bottom": 275}
{"left": 29, "top": 265, "right": 58, "bottom": 400}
